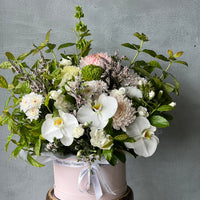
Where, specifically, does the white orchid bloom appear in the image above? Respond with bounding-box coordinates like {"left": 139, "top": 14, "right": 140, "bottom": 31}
{"left": 125, "top": 86, "right": 143, "bottom": 99}
{"left": 41, "top": 110, "right": 78, "bottom": 146}
{"left": 125, "top": 116, "right": 159, "bottom": 157}
{"left": 77, "top": 93, "right": 118, "bottom": 129}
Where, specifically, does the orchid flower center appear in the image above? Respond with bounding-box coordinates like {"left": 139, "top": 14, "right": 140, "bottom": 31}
{"left": 54, "top": 117, "right": 64, "bottom": 128}
{"left": 92, "top": 103, "right": 102, "bottom": 113}
{"left": 142, "top": 129, "right": 151, "bottom": 139}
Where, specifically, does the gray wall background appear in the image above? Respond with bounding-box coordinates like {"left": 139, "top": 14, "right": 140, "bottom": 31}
{"left": 0, "top": 0, "right": 199, "bottom": 200}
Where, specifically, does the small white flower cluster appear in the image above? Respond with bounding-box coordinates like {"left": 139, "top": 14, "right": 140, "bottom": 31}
{"left": 20, "top": 92, "right": 44, "bottom": 121}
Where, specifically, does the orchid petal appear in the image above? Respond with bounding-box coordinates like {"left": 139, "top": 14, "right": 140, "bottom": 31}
{"left": 41, "top": 114, "right": 63, "bottom": 142}
{"left": 125, "top": 86, "right": 142, "bottom": 99}
{"left": 99, "top": 94, "right": 118, "bottom": 119}
{"left": 126, "top": 116, "right": 150, "bottom": 138}
{"left": 60, "top": 129, "right": 74, "bottom": 146}
{"left": 77, "top": 105, "right": 100, "bottom": 127}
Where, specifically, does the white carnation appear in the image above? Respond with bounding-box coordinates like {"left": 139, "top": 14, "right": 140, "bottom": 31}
{"left": 90, "top": 127, "right": 113, "bottom": 150}
{"left": 72, "top": 126, "right": 84, "bottom": 138}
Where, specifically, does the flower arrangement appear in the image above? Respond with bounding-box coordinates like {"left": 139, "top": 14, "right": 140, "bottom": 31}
{"left": 0, "top": 6, "right": 187, "bottom": 167}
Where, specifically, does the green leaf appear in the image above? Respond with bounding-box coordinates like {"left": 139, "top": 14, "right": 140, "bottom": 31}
{"left": 168, "top": 50, "right": 173, "bottom": 57}
{"left": 4, "top": 96, "right": 11, "bottom": 109}
{"left": 45, "top": 29, "right": 51, "bottom": 43}
{"left": 133, "top": 66, "right": 152, "bottom": 79}
{"left": 5, "top": 132, "right": 14, "bottom": 151}
{"left": 163, "top": 82, "right": 175, "bottom": 93}
{"left": 124, "top": 137, "right": 135, "bottom": 143}
{"left": 134, "top": 32, "right": 149, "bottom": 42}
{"left": 114, "top": 150, "right": 126, "bottom": 163}
{"left": 58, "top": 43, "right": 75, "bottom": 50}
{"left": 10, "top": 146, "right": 24, "bottom": 159}
{"left": 149, "top": 115, "right": 169, "bottom": 128}
{"left": 148, "top": 61, "right": 162, "bottom": 70}
{"left": 173, "top": 60, "right": 188, "bottom": 66}
{"left": 0, "top": 61, "right": 12, "bottom": 69}
{"left": 0, "top": 75, "right": 8, "bottom": 88}
{"left": 174, "top": 51, "right": 184, "bottom": 58}
{"left": 157, "top": 105, "right": 174, "bottom": 112}
{"left": 155, "top": 55, "right": 169, "bottom": 62}
{"left": 81, "top": 40, "right": 93, "bottom": 57}
{"left": 27, "top": 153, "right": 44, "bottom": 167}
{"left": 142, "top": 49, "right": 157, "bottom": 57}
{"left": 47, "top": 43, "right": 56, "bottom": 50}
{"left": 121, "top": 43, "right": 140, "bottom": 50}
{"left": 114, "top": 134, "right": 129, "bottom": 141}
{"left": 34, "top": 138, "right": 41, "bottom": 157}
{"left": 5, "top": 52, "right": 15, "bottom": 60}
{"left": 103, "top": 149, "right": 113, "bottom": 161}
{"left": 170, "top": 73, "right": 180, "bottom": 90}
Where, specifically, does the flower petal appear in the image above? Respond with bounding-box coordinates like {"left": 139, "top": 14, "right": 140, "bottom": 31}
{"left": 126, "top": 116, "right": 150, "bottom": 138}
{"left": 41, "top": 114, "right": 63, "bottom": 142}
{"left": 125, "top": 86, "right": 142, "bottom": 99}
{"left": 99, "top": 94, "right": 118, "bottom": 119}
{"left": 60, "top": 129, "right": 74, "bottom": 146}
{"left": 126, "top": 135, "right": 159, "bottom": 157}
{"left": 77, "top": 105, "right": 101, "bottom": 127}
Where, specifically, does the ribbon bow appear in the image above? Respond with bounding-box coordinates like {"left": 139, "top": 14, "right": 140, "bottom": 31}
{"left": 78, "top": 161, "right": 116, "bottom": 200}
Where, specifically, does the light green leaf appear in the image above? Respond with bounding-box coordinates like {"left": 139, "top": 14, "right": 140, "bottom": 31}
{"left": 173, "top": 60, "right": 188, "bottom": 66}
{"left": 148, "top": 60, "right": 163, "bottom": 70}
{"left": 45, "top": 29, "right": 51, "bottom": 43}
{"left": 5, "top": 52, "right": 15, "bottom": 60}
{"left": 5, "top": 132, "right": 14, "bottom": 152}
{"left": 149, "top": 115, "right": 169, "bottom": 128}
{"left": 163, "top": 82, "right": 175, "bottom": 93}
{"left": 157, "top": 105, "right": 174, "bottom": 112}
{"left": 103, "top": 149, "right": 113, "bottom": 161}
{"left": 134, "top": 32, "right": 149, "bottom": 42}
{"left": 114, "top": 134, "right": 129, "bottom": 141}
{"left": 121, "top": 43, "right": 140, "bottom": 50}
{"left": 27, "top": 153, "right": 44, "bottom": 167}
{"left": 34, "top": 138, "right": 41, "bottom": 157}
{"left": 0, "top": 75, "right": 8, "bottom": 88}
{"left": 174, "top": 51, "right": 184, "bottom": 58}
{"left": 58, "top": 43, "right": 75, "bottom": 50}
{"left": 142, "top": 49, "right": 157, "bottom": 57}
{"left": 0, "top": 61, "right": 12, "bottom": 69}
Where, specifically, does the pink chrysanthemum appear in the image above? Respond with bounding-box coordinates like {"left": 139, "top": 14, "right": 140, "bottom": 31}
{"left": 112, "top": 91, "right": 136, "bottom": 132}
{"left": 80, "top": 53, "right": 112, "bottom": 68}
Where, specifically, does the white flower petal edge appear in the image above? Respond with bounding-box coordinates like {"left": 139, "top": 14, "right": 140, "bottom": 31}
{"left": 77, "top": 93, "right": 118, "bottom": 129}
{"left": 125, "top": 116, "right": 159, "bottom": 157}
{"left": 125, "top": 86, "right": 142, "bottom": 99}
{"left": 41, "top": 110, "right": 79, "bottom": 146}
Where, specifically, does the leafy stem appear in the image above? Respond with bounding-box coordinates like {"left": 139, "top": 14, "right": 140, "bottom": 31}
{"left": 160, "top": 61, "right": 172, "bottom": 79}
{"left": 130, "top": 40, "right": 144, "bottom": 67}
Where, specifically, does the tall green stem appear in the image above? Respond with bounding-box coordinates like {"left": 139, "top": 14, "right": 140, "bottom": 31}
{"left": 160, "top": 61, "right": 172, "bottom": 79}
{"left": 130, "top": 40, "right": 144, "bottom": 67}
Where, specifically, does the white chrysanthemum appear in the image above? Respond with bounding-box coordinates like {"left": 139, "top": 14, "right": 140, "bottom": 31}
{"left": 72, "top": 126, "right": 84, "bottom": 138}
{"left": 137, "top": 106, "right": 149, "bottom": 117}
{"left": 41, "top": 110, "right": 79, "bottom": 146}
{"left": 90, "top": 127, "right": 113, "bottom": 150}
{"left": 20, "top": 92, "right": 44, "bottom": 112}
{"left": 125, "top": 116, "right": 159, "bottom": 157}
{"left": 111, "top": 90, "right": 136, "bottom": 131}
{"left": 26, "top": 107, "right": 40, "bottom": 121}
{"left": 83, "top": 80, "right": 108, "bottom": 99}
{"left": 77, "top": 93, "right": 118, "bottom": 129}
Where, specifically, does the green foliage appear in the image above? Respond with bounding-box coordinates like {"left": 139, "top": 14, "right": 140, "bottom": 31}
{"left": 149, "top": 115, "right": 169, "bottom": 128}
{"left": 0, "top": 61, "right": 12, "bottom": 69}
{"left": 0, "top": 75, "right": 8, "bottom": 88}
{"left": 27, "top": 153, "right": 44, "bottom": 167}
{"left": 81, "top": 65, "right": 104, "bottom": 81}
